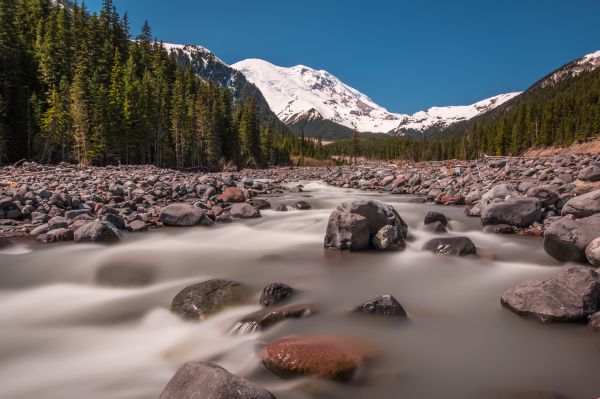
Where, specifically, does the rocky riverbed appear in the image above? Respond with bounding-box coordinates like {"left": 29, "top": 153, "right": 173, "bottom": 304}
{"left": 1, "top": 156, "right": 600, "bottom": 398}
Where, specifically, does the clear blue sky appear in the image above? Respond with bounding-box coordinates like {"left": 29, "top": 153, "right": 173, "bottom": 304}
{"left": 86, "top": 0, "right": 600, "bottom": 114}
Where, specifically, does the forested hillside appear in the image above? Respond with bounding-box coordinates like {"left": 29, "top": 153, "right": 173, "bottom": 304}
{"left": 0, "top": 0, "right": 315, "bottom": 168}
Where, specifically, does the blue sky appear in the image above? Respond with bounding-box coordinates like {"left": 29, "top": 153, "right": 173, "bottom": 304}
{"left": 86, "top": 0, "right": 600, "bottom": 114}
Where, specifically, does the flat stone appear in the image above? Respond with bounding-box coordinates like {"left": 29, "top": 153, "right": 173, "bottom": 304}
{"left": 422, "top": 236, "right": 476, "bottom": 256}
{"left": 171, "top": 279, "right": 243, "bottom": 320}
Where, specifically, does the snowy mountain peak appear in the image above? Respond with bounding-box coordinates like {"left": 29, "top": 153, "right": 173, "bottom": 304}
{"left": 233, "top": 58, "right": 521, "bottom": 135}
{"left": 536, "top": 48, "right": 600, "bottom": 89}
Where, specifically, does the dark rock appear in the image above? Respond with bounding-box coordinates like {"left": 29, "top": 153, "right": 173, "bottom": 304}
{"left": 232, "top": 304, "right": 313, "bottom": 333}
{"left": 324, "top": 210, "right": 369, "bottom": 251}
{"left": 481, "top": 197, "right": 542, "bottom": 228}
{"left": 171, "top": 279, "right": 243, "bottom": 320}
{"left": 561, "top": 189, "right": 600, "bottom": 218}
{"left": 295, "top": 200, "right": 311, "bottom": 210}
{"left": 159, "top": 362, "right": 275, "bottom": 399}
{"left": 260, "top": 335, "right": 368, "bottom": 381}
{"left": 74, "top": 221, "right": 121, "bottom": 243}
{"left": 195, "top": 184, "right": 217, "bottom": 199}
{"left": 352, "top": 294, "right": 408, "bottom": 318}
{"left": 102, "top": 213, "right": 126, "bottom": 230}
{"left": 424, "top": 211, "right": 448, "bottom": 226}
{"left": 275, "top": 204, "right": 288, "bottom": 212}
{"left": 159, "top": 204, "right": 212, "bottom": 226}
{"left": 422, "top": 236, "right": 476, "bottom": 256}
{"left": 230, "top": 203, "right": 261, "bottom": 218}
{"left": 501, "top": 266, "right": 600, "bottom": 322}
{"left": 526, "top": 185, "right": 559, "bottom": 207}
{"left": 371, "top": 224, "right": 405, "bottom": 250}
{"left": 543, "top": 214, "right": 600, "bottom": 263}
{"left": 578, "top": 164, "right": 600, "bottom": 182}
{"left": 336, "top": 200, "right": 408, "bottom": 240}
{"left": 260, "top": 283, "right": 293, "bottom": 307}
{"left": 65, "top": 209, "right": 92, "bottom": 220}
{"left": 425, "top": 220, "right": 447, "bottom": 233}
{"left": 248, "top": 199, "right": 271, "bottom": 209}
{"left": 0, "top": 237, "right": 13, "bottom": 249}
{"left": 48, "top": 216, "right": 68, "bottom": 230}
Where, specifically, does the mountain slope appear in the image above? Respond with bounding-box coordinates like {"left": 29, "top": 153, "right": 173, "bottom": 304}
{"left": 232, "top": 58, "right": 519, "bottom": 138}
{"left": 164, "top": 44, "right": 287, "bottom": 131}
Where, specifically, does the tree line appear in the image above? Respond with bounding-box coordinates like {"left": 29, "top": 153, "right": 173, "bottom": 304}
{"left": 0, "top": 0, "right": 321, "bottom": 168}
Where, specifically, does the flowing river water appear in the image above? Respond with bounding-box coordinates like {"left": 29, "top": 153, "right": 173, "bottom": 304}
{"left": 0, "top": 181, "right": 598, "bottom": 399}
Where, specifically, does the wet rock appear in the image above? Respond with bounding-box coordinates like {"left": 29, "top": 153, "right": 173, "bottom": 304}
{"left": 102, "top": 213, "right": 125, "bottom": 230}
{"left": 589, "top": 311, "right": 600, "bottom": 331}
{"left": 159, "top": 204, "right": 212, "bottom": 226}
{"left": 543, "top": 214, "right": 600, "bottom": 263}
{"left": 171, "top": 279, "right": 243, "bottom": 320}
{"left": 371, "top": 224, "right": 405, "bottom": 250}
{"left": 560, "top": 189, "right": 600, "bottom": 218}
{"left": 260, "top": 335, "right": 368, "bottom": 381}
{"left": 159, "top": 361, "right": 275, "bottom": 399}
{"left": 425, "top": 220, "right": 447, "bottom": 233}
{"left": 215, "top": 212, "right": 232, "bottom": 223}
{"left": 248, "top": 199, "right": 271, "bottom": 209}
{"left": 219, "top": 187, "right": 245, "bottom": 202}
{"left": 324, "top": 210, "right": 369, "bottom": 251}
{"left": 65, "top": 209, "right": 92, "bottom": 220}
{"left": 578, "top": 164, "right": 600, "bottom": 182}
{"left": 585, "top": 237, "right": 600, "bottom": 267}
{"left": 422, "top": 236, "right": 476, "bottom": 256}
{"left": 74, "top": 221, "right": 121, "bottom": 243}
{"left": 275, "top": 204, "right": 288, "bottom": 212}
{"left": 232, "top": 304, "right": 313, "bottom": 333}
{"left": 352, "top": 294, "right": 408, "bottom": 318}
{"left": 481, "top": 197, "right": 542, "bottom": 228}
{"left": 48, "top": 216, "right": 68, "bottom": 230}
{"left": 335, "top": 199, "right": 408, "bottom": 241}
{"left": 424, "top": 211, "right": 448, "bottom": 227}
{"left": 260, "top": 283, "right": 293, "bottom": 307}
{"left": 230, "top": 203, "right": 261, "bottom": 218}
{"left": 40, "top": 228, "right": 74, "bottom": 242}
{"left": 501, "top": 266, "right": 600, "bottom": 322}
{"left": 295, "top": 200, "right": 311, "bottom": 210}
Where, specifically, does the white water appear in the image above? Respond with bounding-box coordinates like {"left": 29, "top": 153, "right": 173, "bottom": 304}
{"left": 0, "top": 182, "right": 598, "bottom": 399}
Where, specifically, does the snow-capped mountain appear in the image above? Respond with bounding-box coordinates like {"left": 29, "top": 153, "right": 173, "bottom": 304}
{"left": 232, "top": 58, "right": 520, "bottom": 136}
{"left": 533, "top": 49, "right": 600, "bottom": 89}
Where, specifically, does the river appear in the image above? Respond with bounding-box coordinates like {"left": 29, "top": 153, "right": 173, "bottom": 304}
{"left": 0, "top": 181, "right": 598, "bottom": 399}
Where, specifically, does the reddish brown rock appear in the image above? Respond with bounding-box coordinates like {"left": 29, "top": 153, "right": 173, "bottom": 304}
{"left": 219, "top": 187, "right": 245, "bottom": 202}
{"left": 260, "top": 335, "right": 368, "bottom": 381}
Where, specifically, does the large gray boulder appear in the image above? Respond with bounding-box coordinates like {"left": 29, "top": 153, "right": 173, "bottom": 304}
{"left": 159, "top": 204, "right": 212, "bottom": 226}
{"left": 171, "top": 279, "right": 243, "bottom": 320}
{"left": 159, "top": 362, "right": 275, "bottom": 399}
{"left": 578, "top": 164, "right": 600, "bottom": 182}
{"left": 481, "top": 184, "right": 513, "bottom": 208}
{"left": 74, "top": 221, "right": 121, "bottom": 243}
{"left": 481, "top": 197, "right": 542, "bottom": 228}
{"left": 336, "top": 200, "right": 408, "bottom": 239}
{"left": 561, "top": 189, "right": 600, "bottom": 218}
{"left": 324, "top": 210, "right": 369, "bottom": 251}
{"left": 501, "top": 266, "right": 600, "bottom": 322}
{"left": 526, "top": 185, "right": 559, "bottom": 207}
{"left": 352, "top": 294, "right": 408, "bottom": 318}
{"left": 543, "top": 214, "right": 600, "bottom": 262}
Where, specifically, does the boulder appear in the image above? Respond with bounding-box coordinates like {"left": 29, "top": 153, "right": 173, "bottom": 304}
{"left": 159, "top": 204, "right": 212, "bottom": 226}
{"left": 127, "top": 220, "right": 148, "bottom": 232}
{"left": 232, "top": 304, "right": 313, "bottom": 333}
{"left": 324, "top": 210, "right": 369, "bottom": 251}
{"left": 247, "top": 199, "right": 271, "bottom": 210}
{"left": 425, "top": 220, "right": 447, "bottom": 233}
{"left": 352, "top": 295, "right": 408, "bottom": 318}
{"left": 526, "top": 185, "right": 559, "bottom": 207}
{"left": 422, "top": 236, "right": 476, "bottom": 256}
{"left": 65, "top": 209, "right": 92, "bottom": 220}
{"left": 336, "top": 200, "right": 408, "bottom": 239}
{"left": 74, "top": 221, "right": 121, "bottom": 243}
{"left": 543, "top": 214, "right": 600, "bottom": 263}
{"left": 219, "top": 187, "right": 245, "bottom": 202}
{"left": 501, "top": 266, "right": 600, "bottom": 322}
{"left": 371, "top": 225, "right": 405, "bottom": 250}
{"left": 171, "top": 279, "right": 243, "bottom": 320}
{"left": 260, "top": 283, "right": 293, "bottom": 307}
{"left": 578, "top": 164, "right": 600, "bottom": 182}
{"left": 561, "top": 189, "right": 600, "bottom": 218}
{"left": 48, "top": 216, "right": 68, "bottom": 230}
{"left": 585, "top": 237, "right": 600, "bottom": 267}
{"left": 159, "top": 362, "right": 275, "bottom": 399}
{"left": 260, "top": 336, "right": 368, "bottom": 381}
{"left": 29, "top": 223, "right": 50, "bottom": 236}
{"left": 295, "top": 200, "right": 311, "bottom": 210}
{"left": 229, "top": 203, "right": 261, "bottom": 218}
{"left": 481, "top": 197, "right": 542, "bottom": 228}
{"left": 424, "top": 211, "right": 448, "bottom": 226}
{"left": 481, "top": 184, "right": 513, "bottom": 208}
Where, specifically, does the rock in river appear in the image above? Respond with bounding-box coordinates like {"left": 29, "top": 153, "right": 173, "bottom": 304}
{"left": 159, "top": 361, "right": 275, "bottom": 399}
{"left": 171, "top": 279, "right": 243, "bottom": 320}
{"left": 159, "top": 204, "right": 212, "bottom": 226}
{"left": 352, "top": 294, "right": 408, "bottom": 318}
{"left": 424, "top": 211, "right": 448, "bottom": 227}
{"left": 260, "top": 283, "right": 293, "bottom": 307}
{"left": 324, "top": 210, "right": 370, "bottom": 251}
{"left": 232, "top": 304, "right": 313, "bottom": 333}
{"left": 543, "top": 214, "right": 600, "bottom": 263}
{"left": 229, "top": 203, "right": 261, "bottom": 218}
{"left": 422, "top": 236, "right": 476, "bottom": 256}
{"left": 260, "top": 335, "right": 368, "bottom": 381}
{"left": 371, "top": 225, "right": 405, "bottom": 250}
{"left": 336, "top": 200, "right": 408, "bottom": 239}
{"left": 501, "top": 266, "right": 600, "bottom": 322}
{"left": 74, "top": 221, "right": 121, "bottom": 243}
{"left": 219, "top": 187, "right": 245, "bottom": 202}
{"left": 481, "top": 197, "right": 542, "bottom": 228}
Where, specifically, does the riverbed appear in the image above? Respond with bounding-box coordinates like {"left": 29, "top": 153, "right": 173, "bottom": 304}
{"left": 0, "top": 181, "right": 598, "bottom": 399}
